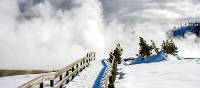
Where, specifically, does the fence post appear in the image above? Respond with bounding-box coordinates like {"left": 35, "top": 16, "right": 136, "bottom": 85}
{"left": 76, "top": 64, "right": 79, "bottom": 75}
{"left": 86, "top": 59, "right": 89, "bottom": 67}
{"left": 80, "top": 61, "right": 83, "bottom": 71}
{"left": 40, "top": 82, "right": 44, "bottom": 88}
{"left": 72, "top": 67, "right": 75, "bottom": 79}
{"left": 83, "top": 60, "right": 85, "bottom": 69}
{"left": 50, "top": 80, "right": 54, "bottom": 87}
{"left": 89, "top": 54, "right": 91, "bottom": 61}
{"left": 66, "top": 71, "right": 69, "bottom": 84}
{"left": 87, "top": 53, "right": 89, "bottom": 58}
{"left": 59, "top": 75, "right": 62, "bottom": 88}
{"left": 94, "top": 53, "right": 96, "bottom": 60}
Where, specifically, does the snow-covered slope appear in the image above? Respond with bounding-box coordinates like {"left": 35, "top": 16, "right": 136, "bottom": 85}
{"left": 116, "top": 59, "right": 200, "bottom": 88}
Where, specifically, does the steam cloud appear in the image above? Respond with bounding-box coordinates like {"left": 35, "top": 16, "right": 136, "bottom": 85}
{"left": 0, "top": 0, "right": 200, "bottom": 70}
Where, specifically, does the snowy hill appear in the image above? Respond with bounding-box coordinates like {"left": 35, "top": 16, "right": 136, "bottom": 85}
{"left": 116, "top": 58, "right": 200, "bottom": 88}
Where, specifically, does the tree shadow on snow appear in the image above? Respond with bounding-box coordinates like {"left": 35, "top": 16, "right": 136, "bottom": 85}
{"left": 118, "top": 72, "right": 125, "bottom": 80}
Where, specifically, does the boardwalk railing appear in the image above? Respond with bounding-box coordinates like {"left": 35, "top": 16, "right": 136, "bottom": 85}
{"left": 105, "top": 54, "right": 117, "bottom": 88}
{"left": 18, "top": 52, "right": 96, "bottom": 88}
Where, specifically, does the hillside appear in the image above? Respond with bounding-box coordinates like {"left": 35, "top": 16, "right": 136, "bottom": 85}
{"left": 116, "top": 58, "right": 200, "bottom": 88}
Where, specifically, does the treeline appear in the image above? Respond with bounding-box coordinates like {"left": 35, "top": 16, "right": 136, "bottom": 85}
{"left": 137, "top": 37, "right": 178, "bottom": 57}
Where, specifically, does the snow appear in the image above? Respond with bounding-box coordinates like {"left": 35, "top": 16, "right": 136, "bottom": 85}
{"left": 0, "top": 74, "right": 40, "bottom": 88}
{"left": 116, "top": 58, "right": 200, "bottom": 88}
{"left": 131, "top": 51, "right": 167, "bottom": 64}
{"left": 1, "top": 54, "right": 200, "bottom": 88}
{"left": 130, "top": 51, "right": 184, "bottom": 64}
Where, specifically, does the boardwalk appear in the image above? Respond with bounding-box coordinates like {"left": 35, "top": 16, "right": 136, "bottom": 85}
{"left": 64, "top": 59, "right": 104, "bottom": 88}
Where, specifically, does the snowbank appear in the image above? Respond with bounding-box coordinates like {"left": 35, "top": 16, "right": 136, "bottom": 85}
{"left": 131, "top": 51, "right": 182, "bottom": 64}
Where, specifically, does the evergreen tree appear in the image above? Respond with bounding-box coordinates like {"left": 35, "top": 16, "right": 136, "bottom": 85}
{"left": 113, "top": 43, "right": 123, "bottom": 64}
{"left": 138, "top": 37, "right": 153, "bottom": 57}
{"left": 151, "top": 40, "right": 159, "bottom": 54}
{"left": 109, "top": 52, "right": 114, "bottom": 63}
{"left": 161, "top": 39, "right": 178, "bottom": 55}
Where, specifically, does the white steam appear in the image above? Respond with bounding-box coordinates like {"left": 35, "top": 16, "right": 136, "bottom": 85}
{"left": 101, "top": 0, "right": 200, "bottom": 58}
{"left": 0, "top": 0, "right": 107, "bottom": 70}
{"left": 1, "top": 0, "right": 200, "bottom": 70}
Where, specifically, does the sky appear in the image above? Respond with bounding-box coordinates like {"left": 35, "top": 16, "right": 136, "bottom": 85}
{"left": 0, "top": 0, "right": 200, "bottom": 70}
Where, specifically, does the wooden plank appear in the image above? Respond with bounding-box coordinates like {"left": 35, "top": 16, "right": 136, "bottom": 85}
{"left": 39, "top": 82, "right": 43, "bottom": 88}
{"left": 59, "top": 75, "right": 62, "bottom": 88}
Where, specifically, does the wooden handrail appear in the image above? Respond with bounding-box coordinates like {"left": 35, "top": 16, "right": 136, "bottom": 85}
{"left": 53, "top": 62, "right": 89, "bottom": 88}
{"left": 18, "top": 52, "right": 96, "bottom": 88}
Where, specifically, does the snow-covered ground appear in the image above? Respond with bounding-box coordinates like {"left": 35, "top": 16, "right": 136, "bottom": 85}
{"left": 0, "top": 74, "right": 40, "bottom": 88}
{"left": 116, "top": 59, "right": 200, "bottom": 88}
{"left": 1, "top": 55, "right": 200, "bottom": 88}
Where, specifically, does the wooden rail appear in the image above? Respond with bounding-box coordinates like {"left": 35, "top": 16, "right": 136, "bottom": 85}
{"left": 105, "top": 54, "right": 117, "bottom": 88}
{"left": 18, "top": 52, "right": 96, "bottom": 88}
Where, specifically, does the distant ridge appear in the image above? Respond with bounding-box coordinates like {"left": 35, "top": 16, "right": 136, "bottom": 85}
{"left": 0, "top": 70, "right": 50, "bottom": 77}
{"left": 167, "top": 22, "right": 200, "bottom": 38}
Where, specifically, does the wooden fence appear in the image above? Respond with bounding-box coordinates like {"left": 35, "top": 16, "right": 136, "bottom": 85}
{"left": 18, "top": 52, "right": 96, "bottom": 88}
{"left": 105, "top": 54, "right": 117, "bottom": 88}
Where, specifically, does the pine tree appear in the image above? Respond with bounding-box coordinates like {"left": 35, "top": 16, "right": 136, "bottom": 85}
{"left": 151, "top": 40, "right": 159, "bottom": 54}
{"left": 161, "top": 39, "right": 178, "bottom": 55}
{"left": 113, "top": 43, "right": 123, "bottom": 64}
{"left": 138, "top": 37, "right": 153, "bottom": 57}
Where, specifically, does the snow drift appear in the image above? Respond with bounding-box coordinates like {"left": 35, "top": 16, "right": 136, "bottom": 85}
{"left": 131, "top": 51, "right": 183, "bottom": 64}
